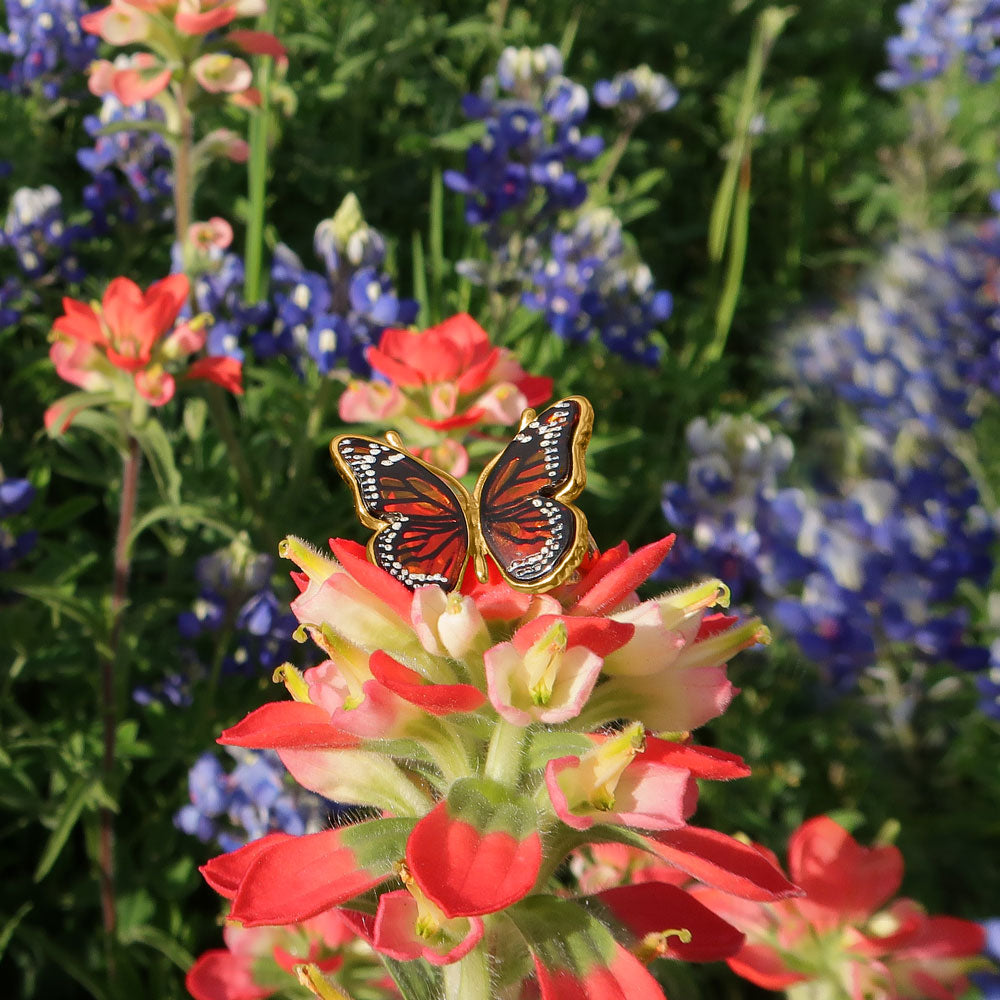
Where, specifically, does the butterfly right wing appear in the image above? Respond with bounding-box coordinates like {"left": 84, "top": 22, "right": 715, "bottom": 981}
{"left": 331, "top": 434, "right": 472, "bottom": 591}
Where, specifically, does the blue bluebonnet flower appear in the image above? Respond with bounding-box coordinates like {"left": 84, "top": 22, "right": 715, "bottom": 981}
{"left": 971, "top": 918, "right": 1000, "bottom": 997}
{"left": 262, "top": 193, "right": 418, "bottom": 375}
{"left": 1, "top": 185, "right": 86, "bottom": 283}
{"left": 978, "top": 641, "right": 1000, "bottom": 720}
{"left": 0, "top": 472, "right": 37, "bottom": 572}
{"left": 879, "top": 0, "right": 1000, "bottom": 89}
{"left": 447, "top": 47, "right": 674, "bottom": 363}
{"left": 661, "top": 231, "right": 999, "bottom": 706}
{"left": 522, "top": 207, "right": 672, "bottom": 363}
{"left": 593, "top": 65, "right": 679, "bottom": 121}
{"left": 178, "top": 542, "right": 298, "bottom": 677}
{"left": 77, "top": 78, "right": 172, "bottom": 228}
{"left": 0, "top": 0, "right": 98, "bottom": 98}
{"left": 175, "top": 749, "right": 336, "bottom": 852}
{"left": 0, "top": 277, "right": 22, "bottom": 330}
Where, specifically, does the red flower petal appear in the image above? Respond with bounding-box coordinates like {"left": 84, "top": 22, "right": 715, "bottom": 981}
{"left": 534, "top": 942, "right": 666, "bottom": 1000}
{"left": 407, "top": 785, "right": 542, "bottom": 917}
{"left": 788, "top": 816, "right": 903, "bottom": 919}
{"left": 327, "top": 537, "right": 413, "bottom": 622}
{"left": 199, "top": 832, "right": 294, "bottom": 899}
{"left": 640, "top": 739, "right": 751, "bottom": 780}
{"left": 187, "top": 356, "right": 244, "bottom": 395}
{"left": 185, "top": 949, "right": 270, "bottom": 1000}
{"left": 218, "top": 701, "right": 362, "bottom": 750}
{"left": 174, "top": 7, "right": 237, "bottom": 34}
{"left": 571, "top": 536, "right": 676, "bottom": 616}
{"left": 728, "top": 944, "right": 809, "bottom": 990}
{"left": 226, "top": 29, "right": 287, "bottom": 58}
{"left": 695, "top": 613, "right": 740, "bottom": 640}
{"left": 229, "top": 825, "right": 402, "bottom": 926}
{"left": 369, "top": 650, "right": 485, "bottom": 715}
{"left": 647, "top": 826, "right": 800, "bottom": 901}
{"left": 595, "top": 882, "right": 746, "bottom": 961}
{"left": 413, "top": 410, "right": 485, "bottom": 431}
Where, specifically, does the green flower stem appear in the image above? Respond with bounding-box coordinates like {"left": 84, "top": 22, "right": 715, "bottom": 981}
{"left": 100, "top": 434, "right": 142, "bottom": 943}
{"left": 483, "top": 716, "right": 524, "bottom": 785}
{"left": 443, "top": 945, "right": 491, "bottom": 1000}
{"left": 284, "top": 375, "right": 334, "bottom": 509}
{"left": 244, "top": 0, "right": 279, "bottom": 303}
{"left": 596, "top": 118, "right": 636, "bottom": 190}
{"left": 204, "top": 385, "right": 270, "bottom": 545}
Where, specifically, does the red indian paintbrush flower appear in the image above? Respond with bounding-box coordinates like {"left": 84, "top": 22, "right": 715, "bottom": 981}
{"left": 692, "top": 815, "right": 986, "bottom": 1000}
{"left": 198, "top": 528, "right": 792, "bottom": 999}
{"left": 47, "top": 274, "right": 242, "bottom": 431}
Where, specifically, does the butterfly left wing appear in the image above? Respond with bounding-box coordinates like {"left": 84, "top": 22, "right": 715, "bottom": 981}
{"left": 331, "top": 434, "right": 472, "bottom": 591}
{"left": 474, "top": 396, "right": 594, "bottom": 591}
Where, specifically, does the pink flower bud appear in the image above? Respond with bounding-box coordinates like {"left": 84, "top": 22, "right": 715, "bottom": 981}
{"left": 337, "top": 380, "right": 404, "bottom": 423}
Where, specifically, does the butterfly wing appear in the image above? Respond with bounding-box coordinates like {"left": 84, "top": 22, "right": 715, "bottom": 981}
{"left": 331, "top": 434, "right": 471, "bottom": 591}
{"left": 474, "top": 396, "right": 594, "bottom": 590}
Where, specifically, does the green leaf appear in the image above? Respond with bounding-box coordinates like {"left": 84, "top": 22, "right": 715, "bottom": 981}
{"left": 44, "top": 391, "right": 119, "bottom": 440}
{"left": 16, "top": 927, "right": 110, "bottom": 1000}
{"left": 34, "top": 775, "right": 96, "bottom": 882}
{"left": 0, "top": 902, "right": 32, "bottom": 961}
{"left": 35, "top": 495, "right": 98, "bottom": 532}
{"left": 1, "top": 577, "right": 98, "bottom": 629}
{"left": 118, "top": 924, "right": 194, "bottom": 971}
{"left": 382, "top": 956, "right": 443, "bottom": 1000}
{"left": 126, "top": 502, "right": 238, "bottom": 553}
{"left": 134, "top": 419, "right": 181, "bottom": 506}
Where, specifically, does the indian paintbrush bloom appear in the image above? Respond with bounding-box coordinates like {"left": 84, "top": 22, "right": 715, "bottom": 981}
{"left": 199, "top": 532, "right": 792, "bottom": 998}
{"left": 692, "top": 815, "right": 988, "bottom": 999}
{"left": 186, "top": 910, "right": 394, "bottom": 1000}
{"left": 339, "top": 312, "right": 553, "bottom": 476}
{"left": 46, "top": 273, "right": 242, "bottom": 431}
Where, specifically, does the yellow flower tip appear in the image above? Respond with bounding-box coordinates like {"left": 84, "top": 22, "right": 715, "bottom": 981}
{"left": 295, "top": 964, "right": 354, "bottom": 1000}
{"left": 652, "top": 730, "right": 690, "bottom": 742}
{"left": 445, "top": 591, "right": 465, "bottom": 615}
{"left": 273, "top": 663, "right": 312, "bottom": 703}
{"left": 292, "top": 623, "right": 311, "bottom": 644}
{"left": 188, "top": 311, "right": 213, "bottom": 331}
{"left": 755, "top": 624, "right": 772, "bottom": 646}
{"left": 279, "top": 535, "right": 339, "bottom": 581}
{"left": 716, "top": 581, "right": 732, "bottom": 608}
{"left": 637, "top": 927, "right": 693, "bottom": 962}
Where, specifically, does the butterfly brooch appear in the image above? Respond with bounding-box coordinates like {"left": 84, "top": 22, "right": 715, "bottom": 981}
{"left": 330, "top": 396, "right": 594, "bottom": 593}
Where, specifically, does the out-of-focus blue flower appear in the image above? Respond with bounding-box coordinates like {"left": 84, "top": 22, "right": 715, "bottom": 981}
{"left": 972, "top": 918, "right": 1000, "bottom": 998}
{"left": 879, "top": 0, "right": 1000, "bottom": 89}
{"left": 660, "top": 230, "right": 999, "bottom": 708}
{"left": 0, "top": 277, "right": 22, "bottom": 329}
{"left": 77, "top": 77, "right": 171, "bottom": 228}
{"left": 0, "top": 472, "right": 37, "bottom": 573}
{"left": 0, "top": 0, "right": 98, "bottom": 98}
{"left": 175, "top": 749, "right": 337, "bottom": 852}
{"left": 523, "top": 207, "right": 671, "bottom": 363}
{"left": 1, "top": 185, "right": 86, "bottom": 282}
{"left": 593, "top": 65, "right": 679, "bottom": 120}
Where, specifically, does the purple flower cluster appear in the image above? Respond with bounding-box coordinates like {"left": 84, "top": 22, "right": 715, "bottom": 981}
{"left": 660, "top": 230, "right": 1000, "bottom": 706}
{"left": 176, "top": 749, "right": 334, "bottom": 853}
{"left": 879, "top": 0, "right": 1000, "bottom": 89}
{"left": 200, "top": 194, "right": 417, "bottom": 375}
{"left": 0, "top": 472, "right": 36, "bottom": 572}
{"left": 77, "top": 84, "right": 172, "bottom": 228}
{"left": 0, "top": 0, "right": 97, "bottom": 98}
{"left": 972, "top": 918, "right": 1000, "bottom": 997}
{"left": 446, "top": 46, "right": 674, "bottom": 363}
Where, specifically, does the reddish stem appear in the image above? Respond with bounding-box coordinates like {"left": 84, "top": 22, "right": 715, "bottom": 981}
{"left": 99, "top": 435, "right": 141, "bottom": 939}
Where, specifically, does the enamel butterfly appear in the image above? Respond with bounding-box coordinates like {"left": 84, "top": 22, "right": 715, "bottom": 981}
{"left": 330, "top": 396, "right": 594, "bottom": 593}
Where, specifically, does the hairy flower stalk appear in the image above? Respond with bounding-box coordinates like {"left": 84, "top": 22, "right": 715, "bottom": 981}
{"left": 201, "top": 530, "right": 796, "bottom": 999}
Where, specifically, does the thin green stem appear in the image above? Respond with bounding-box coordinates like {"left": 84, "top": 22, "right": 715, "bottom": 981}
{"left": 100, "top": 435, "right": 142, "bottom": 946}
{"left": 284, "top": 375, "right": 333, "bottom": 506}
{"left": 597, "top": 119, "right": 636, "bottom": 189}
{"left": 244, "top": 1, "right": 279, "bottom": 303}
{"left": 204, "top": 385, "right": 269, "bottom": 539}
